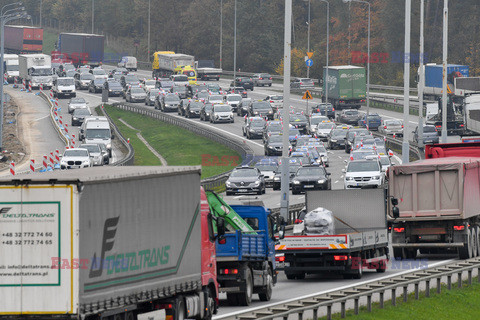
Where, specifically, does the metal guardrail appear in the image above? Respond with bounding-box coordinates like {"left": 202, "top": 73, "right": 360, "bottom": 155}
{"left": 220, "top": 257, "right": 480, "bottom": 320}
{"left": 39, "top": 91, "right": 71, "bottom": 147}
{"left": 108, "top": 103, "right": 255, "bottom": 192}
{"left": 97, "top": 105, "right": 135, "bottom": 166}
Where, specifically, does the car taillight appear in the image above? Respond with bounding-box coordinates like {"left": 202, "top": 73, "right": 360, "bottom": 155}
{"left": 460, "top": 124, "right": 464, "bottom": 127}
{"left": 294, "top": 219, "right": 303, "bottom": 224}
{"left": 269, "top": 77, "right": 272, "bottom": 80}
{"left": 393, "top": 227, "right": 405, "bottom": 233}
{"left": 401, "top": 125, "right": 404, "bottom": 128}
{"left": 270, "top": 100, "right": 274, "bottom": 103}
{"left": 299, "top": 82, "right": 303, "bottom": 85}
{"left": 384, "top": 126, "right": 387, "bottom": 129}
{"left": 332, "top": 108, "right": 335, "bottom": 111}
{"left": 454, "top": 225, "right": 465, "bottom": 231}
{"left": 276, "top": 256, "right": 285, "bottom": 262}
{"left": 259, "top": 77, "right": 263, "bottom": 80}
{"left": 220, "top": 268, "right": 239, "bottom": 275}
{"left": 435, "top": 125, "right": 441, "bottom": 128}
{"left": 334, "top": 255, "right": 349, "bottom": 261}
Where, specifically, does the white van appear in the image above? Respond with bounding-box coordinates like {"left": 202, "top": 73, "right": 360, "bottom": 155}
{"left": 53, "top": 77, "right": 76, "bottom": 98}
{"left": 82, "top": 119, "right": 113, "bottom": 157}
{"left": 118, "top": 56, "right": 137, "bottom": 71}
{"left": 4, "top": 54, "right": 19, "bottom": 82}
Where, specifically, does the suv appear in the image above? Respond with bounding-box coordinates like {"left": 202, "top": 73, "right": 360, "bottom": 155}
{"left": 344, "top": 159, "right": 384, "bottom": 189}
{"left": 231, "top": 77, "right": 254, "bottom": 90}
{"left": 60, "top": 148, "right": 91, "bottom": 169}
{"left": 252, "top": 73, "right": 273, "bottom": 87}
{"left": 125, "top": 86, "right": 147, "bottom": 103}
{"left": 157, "top": 93, "right": 181, "bottom": 112}
{"left": 291, "top": 165, "right": 331, "bottom": 194}
{"left": 312, "top": 103, "right": 335, "bottom": 119}
{"left": 337, "top": 109, "right": 361, "bottom": 125}
{"left": 248, "top": 101, "right": 274, "bottom": 119}
{"left": 225, "top": 166, "right": 266, "bottom": 195}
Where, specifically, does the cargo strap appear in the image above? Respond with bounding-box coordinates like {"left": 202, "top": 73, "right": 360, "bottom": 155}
{"left": 334, "top": 216, "right": 359, "bottom": 233}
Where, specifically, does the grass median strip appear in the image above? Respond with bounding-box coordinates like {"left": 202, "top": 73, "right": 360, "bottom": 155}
{"left": 324, "top": 281, "right": 480, "bottom": 320}
{"left": 100, "top": 105, "right": 241, "bottom": 178}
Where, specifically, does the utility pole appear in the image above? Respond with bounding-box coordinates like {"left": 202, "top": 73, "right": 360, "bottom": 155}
{"left": 148, "top": 0, "right": 151, "bottom": 61}
{"left": 91, "top": 0, "right": 94, "bottom": 34}
{"left": 418, "top": 0, "right": 425, "bottom": 148}
{"left": 220, "top": 0, "right": 223, "bottom": 69}
{"left": 402, "top": 0, "right": 411, "bottom": 164}
{"left": 280, "top": 0, "right": 292, "bottom": 222}
{"left": 441, "top": 0, "right": 448, "bottom": 143}
{"left": 306, "top": 0, "right": 311, "bottom": 78}
{"left": 233, "top": 0, "right": 237, "bottom": 80}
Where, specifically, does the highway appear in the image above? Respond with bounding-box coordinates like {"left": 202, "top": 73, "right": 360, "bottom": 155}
{"left": 6, "top": 65, "right": 457, "bottom": 317}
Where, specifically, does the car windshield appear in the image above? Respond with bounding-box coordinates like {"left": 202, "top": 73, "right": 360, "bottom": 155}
{"left": 270, "top": 95, "right": 282, "bottom": 100}
{"left": 64, "top": 149, "right": 89, "bottom": 157}
{"left": 318, "top": 123, "right": 334, "bottom": 129}
{"left": 31, "top": 68, "right": 52, "bottom": 76}
{"left": 125, "top": 75, "right": 138, "bottom": 82}
{"left": 81, "top": 145, "right": 100, "bottom": 153}
{"left": 6, "top": 64, "right": 19, "bottom": 71}
{"left": 368, "top": 114, "right": 381, "bottom": 119}
{"left": 214, "top": 105, "right": 231, "bottom": 112}
{"left": 252, "top": 102, "right": 272, "bottom": 110}
{"left": 204, "top": 104, "right": 213, "bottom": 111}
{"left": 165, "top": 94, "right": 180, "bottom": 102}
{"left": 230, "top": 169, "right": 258, "bottom": 178}
{"left": 351, "top": 151, "right": 376, "bottom": 160}
{"left": 310, "top": 117, "right": 326, "bottom": 125}
{"left": 267, "top": 124, "right": 282, "bottom": 131}
{"left": 149, "top": 89, "right": 160, "bottom": 95}
{"left": 291, "top": 114, "right": 307, "bottom": 122}
{"left": 93, "top": 69, "right": 106, "bottom": 75}
{"left": 189, "top": 102, "right": 203, "bottom": 109}
{"left": 63, "top": 64, "right": 74, "bottom": 71}
{"left": 269, "top": 135, "right": 283, "bottom": 143}
{"left": 94, "top": 79, "right": 104, "bottom": 85}
{"left": 65, "top": 70, "right": 76, "bottom": 77}
{"left": 255, "top": 164, "right": 277, "bottom": 171}
{"left": 207, "top": 84, "right": 220, "bottom": 91}
{"left": 348, "top": 129, "right": 369, "bottom": 139}
{"left": 85, "top": 128, "right": 110, "bottom": 139}
{"left": 160, "top": 81, "right": 173, "bottom": 88}
{"left": 289, "top": 128, "right": 300, "bottom": 136}
{"left": 174, "top": 75, "right": 188, "bottom": 81}
{"left": 210, "top": 95, "right": 223, "bottom": 101}
{"left": 424, "top": 126, "right": 436, "bottom": 133}
{"left": 109, "top": 82, "right": 122, "bottom": 89}
{"left": 145, "top": 80, "right": 156, "bottom": 86}
{"left": 331, "top": 130, "right": 347, "bottom": 138}
{"left": 58, "top": 78, "right": 74, "bottom": 86}
{"left": 251, "top": 121, "right": 265, "bottom": 128}
{"left": 296, "top": 167, "right": 325, "bottom": 176}
{"left": 81, "top": 74, "right": 94, "bottom": 80}
{"left": 347, "top": 161, "right": 380, "bottom": 172}
{"left": 173, "top": 86, "right": 186, "bottom": 92}
{"left": 131, "top": 88, "right": 145, "bottom": 94}
{"left": 345, "top": 110, "right": 358, "bottom": 116}
{"left": 227, "top": 95, "right": 242, "bottom": 102}
{"left": 74, "top": 109, "right": 90, "bottom": 115}
{"left": 70, "top": 98, "right": 86, "bottom": 104}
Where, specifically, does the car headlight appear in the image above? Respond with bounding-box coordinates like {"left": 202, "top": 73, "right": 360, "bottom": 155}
{"left": 83, "top": 160, "right": 90, "bottom": 164}
{"left": 253, "top": 180, "right": 261, "bottom": 186}
{"left": 269, "top": 110, "right": 273, "bottom": 114}
{"left": 254, "top": 111, "right": 259, "bottom": 114}
{"left": 346, "top": 177, "right": 354, "bottom": 181}
{"left": 267, "top": 145, "right": 275, "bottom": 149}
{"left": 330, "top": 139, "right": 337, "bottom": 142}
{"left": 206, "top": 112, "right": 210, "bottom": 116}
{"left": 317, "top": 179, "right": 326, "bottom": 184}
{"left": 73, "top": 117, "right": 78, "bottom": 120}
{"left": 293, "top": 180, "right": 300, "bottom": 184}
{"left": 225, "top": 181, "right": 232, "bottom": 187}
{"left": 274, "top": 176, "right": 280, "bottom": 181}
{"left": 58, "top": 89, "right": 63, "bottom": 93}
{"left": 106, "top": 144, "right": 111, "bottom": 149}
{"left": 372, "top": 176, "right": 380, "bottom": 180}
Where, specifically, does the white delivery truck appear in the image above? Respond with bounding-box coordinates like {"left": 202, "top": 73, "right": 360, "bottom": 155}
{"left": 80, "top": 117, "right": 113, "bottom": 157}
{"left": 3, "top": 54, "right": 19, "bottom": 82}
{"left": 18, "top": 53, "right": 53, "bottom": 89}
{"left": 118, "top": 56, "right": 137, "bottom": 71}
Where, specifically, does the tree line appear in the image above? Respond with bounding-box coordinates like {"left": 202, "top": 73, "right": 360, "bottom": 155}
{"left": 4, "top": 0, "right": 480, "bottom": 86}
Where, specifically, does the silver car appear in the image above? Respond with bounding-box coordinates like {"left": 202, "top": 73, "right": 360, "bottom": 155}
{"left": 252, "top": 73, "right": 273, "bottom": 87}
{"left": 80, "top": 144, "right": 104, "bottom": 166}
{"left": 68, "top": 97, "right": 89, "bottom": 113}
{"left": 379, "top": 119, "right": 403, "bottom": 137}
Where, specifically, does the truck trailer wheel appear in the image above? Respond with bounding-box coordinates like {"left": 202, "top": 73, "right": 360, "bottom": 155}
{"left": 237, "top": 266, "right": 253, "bottom": 306}
{"left": 258, "top": 268, "right": 273, "bottom": 301}
{"left": 472, "top": 227, "right": 478, "bottom": 258}
{"left": 476, "top": 227, "right": 480, "bottom": 257}
{"left": 459, "top": 228, "right": 474, "bottom": 259}
{"left": 173, "top": 296, "right": 186, "bottom": 320}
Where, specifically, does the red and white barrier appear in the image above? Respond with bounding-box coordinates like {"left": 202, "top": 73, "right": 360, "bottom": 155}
{"left": 55, "top": 150, "right": 60, "bottom": 163}
{"left": 49, "top": 152, "right": 55, "bottom": 166}
{"left": 43, "top": 155, "right": 48, "bottom": 170}
{"left": 13, "top": 77, "right": 18, "bottom": 88}
{"left": 9, "top": 162, "right": 15, "bottom": 175}
{"left": 28, "top": 81, "right": 32, "bottom": 92}
{"left": 22, "top": 79, "right": 26, "bottom": 91}
{"left": 4, "top": 73, "right": 7, "bottom": 84}
{"left": 40, "top": 83, "right": 43, "bottom": 91}
{"left": 30, "top": 159, "right": 35, "bottom": 173}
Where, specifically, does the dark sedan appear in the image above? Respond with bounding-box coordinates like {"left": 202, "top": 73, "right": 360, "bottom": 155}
{"left": 291, "top": 165, "right": 331, "bottom": 194}
{"left": 231, "top": 77, "right": 254, "bottom": 90}
{"left": 225, "top": 166, "right": 265, "bottom": 195}
{"left": 185, "top": 100, "right": 203, "bottom": 118}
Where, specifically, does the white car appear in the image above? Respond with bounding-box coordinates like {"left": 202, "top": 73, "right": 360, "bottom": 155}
{"left": 210, "top": 104, "right": 234, "bottom": 123}
{"left": 315, "top": 121, "right": 336, "bottom": 141}
{"left": 225, "top": 94, "right": 242, "bottom": 111}
{"left": 92, "top": 68, "right": 108, "bottom": 81}
{"left": 60, "top": 148, "right": 92, "bottom": 169}
{"left": 80, "top": 144, "right": 104, "bottom": 166}
{"left": 264, "top": 95, "right": 283, "bottom": 111}
{"left": 308, "top": 115, "right": 329, "bottom": 135}
{"left": 208, "top": 94, "right": 225, "bottom": 105}
{"left": 344, "top": 159, "right": 384, "bottom": 189}
{"left": 142, "top": 79, "right": 157, "bottom": 91}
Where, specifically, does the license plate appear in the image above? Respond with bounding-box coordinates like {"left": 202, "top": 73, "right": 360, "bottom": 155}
{"left": 284, "top": 262, "right": 290, "bottom": 267}
{"left": 304, "top": 185, "right": 314, "bottom": 188}
{"left": 238, "top": 189, "right": 248, "bottom": 192}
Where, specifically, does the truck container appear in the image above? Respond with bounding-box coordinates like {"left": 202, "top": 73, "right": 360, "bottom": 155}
{"left": 207, "top": 192, "right": 277, "bottom": 306}
{"left": 195, "top": 60, "right": 222, "bottom": 81}
{"left": 152, "top": 52, "right": 194, "bottom": 78}
{"left": 464, "top": 94, "right": 480, "bottom": 135}
{"left": 322, "top": 65, "right": 366, "bottom": 110}
{"left": 4, "top": 25, "right": 43, "bottom": 54}
{"left": 421, "top": 64, "right": 469, "bottom": 100}
{"left": 57, "top": 33, "right": 105, "bottom": 67}
{"left": 388, "top": 156, "right": 480, "bottom": 259}
{"left": 0, "top": 166, "right": 219, "bottom": 320}
{"left": 18, "top": 53, "right": 53, "bottom": 89}
{"left": 277, "top": 189, "right": 389, "bottom": 279}
{"left": 454, "top": 77, "right": 480, "bottom": 96}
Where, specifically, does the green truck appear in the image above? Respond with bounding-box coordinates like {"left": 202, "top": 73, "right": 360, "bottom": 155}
{"left": 323, "top": 65, "right": 366, "bottom": 109}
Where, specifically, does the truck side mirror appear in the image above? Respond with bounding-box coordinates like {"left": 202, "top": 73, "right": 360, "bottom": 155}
{"left": 392, "top": 206, "right": 400, "bottom": 218}
{"left": 278, "top": 216, "right": 286, "bottom": 240}
{"left": 111, "top": 134, "right": 115, "bottom": 139}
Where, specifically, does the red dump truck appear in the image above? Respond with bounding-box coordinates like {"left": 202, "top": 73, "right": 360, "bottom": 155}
{"left": 389, "top": 142, "right": 480, "bottom": 260}
{"left": 4, "top": 25, "right": 43, "bottom": 54}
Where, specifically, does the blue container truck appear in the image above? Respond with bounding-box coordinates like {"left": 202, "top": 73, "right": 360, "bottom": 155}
{"left": 421, "top": 64, "right": 469, "bottom": 100}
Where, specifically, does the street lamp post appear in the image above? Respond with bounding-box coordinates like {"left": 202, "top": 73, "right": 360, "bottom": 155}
{"left": 418, "top": 0, "right": 425, "bottom": 148}
{"left": 319, "top": 0, "right": 329, "bottom": 104}
{"left": 441, "top": 0, "right": 448, "bottom": 143}
{"left": 220, "top": 0, "right": 223, "bottom": 69}
{"left": 306, "top": 0, "right": 310, "bottom": 78}
{"left": 92, "top": 0, "right": 94, "bottom": 33}
{"left": 233, "top": 0, "right": 237, "bottom": 81}
{"left": 343, "top": 0, "right": 370, "bottom": 130}
{"left": 402, "top": 0, "right": 412, "bottom": 163}
{"left": 148, "top": 0, "right": 150, "bottom": 61}
{"left": 0, "top": 9, "right": 29, "bottom": 150}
